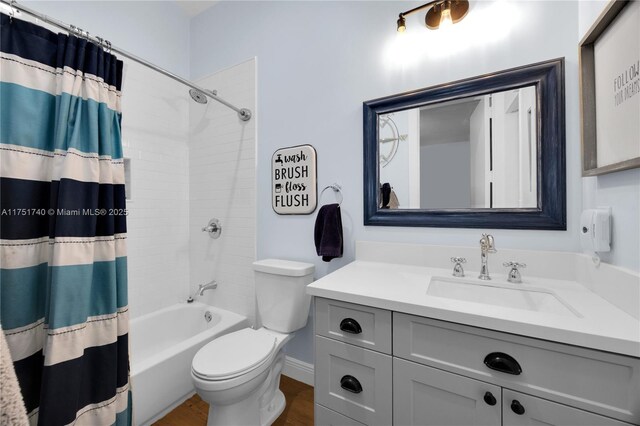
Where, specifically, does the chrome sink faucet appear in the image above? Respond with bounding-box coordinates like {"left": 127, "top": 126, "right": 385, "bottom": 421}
{"left": 187, "top": 280, "right": 218, "bottom": 303}
{"left": 478, "top": 234, "right": 497, "bottom": 280}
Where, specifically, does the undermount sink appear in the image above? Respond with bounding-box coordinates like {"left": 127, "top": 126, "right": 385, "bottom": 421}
{"left": 427, "top": 276, "right": 581, "bottom": 317}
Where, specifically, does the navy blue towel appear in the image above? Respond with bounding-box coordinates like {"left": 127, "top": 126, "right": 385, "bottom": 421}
{"left": 314, "top": 203, "right": 343, "bottom": 262}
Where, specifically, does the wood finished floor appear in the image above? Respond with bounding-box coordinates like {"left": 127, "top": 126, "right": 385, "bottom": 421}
{"left": 153, "top": 375, "right": 314, "bottom": 426}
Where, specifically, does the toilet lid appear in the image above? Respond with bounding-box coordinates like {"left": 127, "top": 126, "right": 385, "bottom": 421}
{"left": 192, "top": 328, "right": 276, "bottom": 380}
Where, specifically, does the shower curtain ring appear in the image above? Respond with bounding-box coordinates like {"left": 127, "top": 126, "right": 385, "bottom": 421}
{"left": 9, "top": 0, "right": 16, "bottom": 22}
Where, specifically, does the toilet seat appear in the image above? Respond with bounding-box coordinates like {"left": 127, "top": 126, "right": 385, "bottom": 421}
{"left": 192, "top": 328, "right": 277, "bottom": 382}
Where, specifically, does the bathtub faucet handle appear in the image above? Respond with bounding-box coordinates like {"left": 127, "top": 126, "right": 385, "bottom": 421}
{"left": 202, "top": 218, "right": 222, "bottom": 239}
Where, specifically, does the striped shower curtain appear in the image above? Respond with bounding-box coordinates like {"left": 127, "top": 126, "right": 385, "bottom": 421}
{"left": 0, "top": 13, "right": 131, "bottom": 426}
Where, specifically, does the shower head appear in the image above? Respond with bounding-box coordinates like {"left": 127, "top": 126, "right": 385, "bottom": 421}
{"left": 188, "top": 88, "right": 251, "bottom": 121}
{"left": 189, "top": 89, "right": 209, "bottom": 104}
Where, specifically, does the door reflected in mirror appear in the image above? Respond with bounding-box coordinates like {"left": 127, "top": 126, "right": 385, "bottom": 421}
{"left": 379, "top": 86, "right": 537, "bottom": 210}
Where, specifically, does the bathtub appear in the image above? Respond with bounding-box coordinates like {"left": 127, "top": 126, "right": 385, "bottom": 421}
{"left": 130, "top": 302, "right": 249, "bottom": 425}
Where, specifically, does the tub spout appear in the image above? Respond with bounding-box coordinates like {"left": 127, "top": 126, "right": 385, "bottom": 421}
{"left": 187, "top": 280, "right": 218, "bottom": 302}
{"left": 198, "top": 280, "right": 218, "bottom": 296}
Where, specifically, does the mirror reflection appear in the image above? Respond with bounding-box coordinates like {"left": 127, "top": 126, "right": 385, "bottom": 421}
{"left": 379, "top": 86, "right": 537, "bottom": 210}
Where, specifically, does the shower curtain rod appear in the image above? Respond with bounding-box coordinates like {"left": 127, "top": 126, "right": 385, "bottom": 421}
{"left": 1, "top": 0, "right": 252, "bottom": 121}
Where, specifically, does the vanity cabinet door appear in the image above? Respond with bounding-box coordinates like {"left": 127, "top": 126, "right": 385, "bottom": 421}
{"left": 393, "top": 312, "right": 640, "bottom": 424}
{"left": 315, "top": 336, "right": 392, "bottom": 425}
{"left": 502, "top": 389, "right": 633, "bottom": 426}
{"left": 394, "top": 358, "right": 501, "bottom": 426}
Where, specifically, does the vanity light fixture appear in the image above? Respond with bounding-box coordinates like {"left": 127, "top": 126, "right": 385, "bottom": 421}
{"left": 396, "top": 0, "right": 469, "bottom": 32}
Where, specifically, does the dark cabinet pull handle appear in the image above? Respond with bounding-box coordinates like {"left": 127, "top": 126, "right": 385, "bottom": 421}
{"left": 511, "top": 400, "right": 525, "bottom": 415}
{"left": 340, "top": 375, "right": 363, "bottom": 394}
{"left": 483, "top": 352, "right": 522, "bottom": 375}
{"left": 483, "top": 391, "right": 497, "bottom": 406}
{"left": 339, "top": 318, "right": 362, "bottom": 334}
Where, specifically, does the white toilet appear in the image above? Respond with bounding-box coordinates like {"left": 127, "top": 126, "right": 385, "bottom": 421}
{"left": 191, "top": 259, "right": 315, "bottom": 426}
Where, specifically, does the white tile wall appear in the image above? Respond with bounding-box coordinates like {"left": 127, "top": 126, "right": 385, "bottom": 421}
{"left": 121, "top": 60, "right": 191, "bottom": 318}
{"left": 189, "top": 59, "right": 257, "bottom": 324}
{"left": 118, "top": 58, "right": 256, "bottom": 321}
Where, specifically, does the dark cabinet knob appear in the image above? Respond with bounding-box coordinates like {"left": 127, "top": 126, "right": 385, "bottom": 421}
{"left": 511, "top": 400, "right": 525, "bottom": 415}
{"left": 483, "top": 352, "right": 522, "bottom": 375}
{"left": 340, "top": 375, "right": 363, "bottom": 394}
{"left": 339, "top": 318, "right": 362, "bottom": 334}
{"left": 483, "top": 391, "right": 497, "bottom": 406}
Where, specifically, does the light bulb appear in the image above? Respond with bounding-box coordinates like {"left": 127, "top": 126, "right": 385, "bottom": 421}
{"left": 439, "top": 6, "right": 453, "bottom": 29}
{"left": 397, "top": 16, "right": 406, "bottom": 33}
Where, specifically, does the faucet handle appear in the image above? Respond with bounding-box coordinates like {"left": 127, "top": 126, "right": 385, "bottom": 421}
{"left": 202, "top": 218, "right": 222, "bottom": 239}
{"left": 480, "top": 234, "right": 497, "bottom": 253}
{"left": 503, "top": 262, "right": 526, "bottom": 283}
{"left": 503, "top": 261, "right": 526, "bottom": 268}
{"left": 451, "top": 257, "right": 466, "bottom": 277}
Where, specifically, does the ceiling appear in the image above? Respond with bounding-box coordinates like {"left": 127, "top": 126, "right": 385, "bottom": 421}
{"left": 175, "top": 1, "right": 217, "bottom": 18}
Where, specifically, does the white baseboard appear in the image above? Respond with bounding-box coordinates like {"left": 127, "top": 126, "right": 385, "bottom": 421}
{"left": 282, "top": 356, "right": 314, "bottom": 387}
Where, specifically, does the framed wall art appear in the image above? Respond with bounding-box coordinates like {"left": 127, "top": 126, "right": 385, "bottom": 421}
{"left": 580, "top": 0, "right": 639, "bottom": 176}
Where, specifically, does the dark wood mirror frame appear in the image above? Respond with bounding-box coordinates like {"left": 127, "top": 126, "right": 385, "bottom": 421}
{"left": 363, "top": 58, "right": 566, "bottom": 230}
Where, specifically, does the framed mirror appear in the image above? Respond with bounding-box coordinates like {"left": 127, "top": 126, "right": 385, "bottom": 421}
{"left": 363, "top": 58, "right": 566, "bottom": 229}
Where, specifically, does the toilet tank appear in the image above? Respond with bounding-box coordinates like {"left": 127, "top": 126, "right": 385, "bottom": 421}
{"left": 253, "top": 259, "right": 315, "bottom": 333}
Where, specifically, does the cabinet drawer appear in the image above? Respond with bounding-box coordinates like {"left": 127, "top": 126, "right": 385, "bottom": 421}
{"left": 502, "top": 388, "right": 633, "bottom": 426}
{"left": 393, "top": 313, "right": 640, "bottom": 424}
{"left": 315, "top": 404, "right": 365, "bottom": 426}
{"left": 315, "top": 298, "right": 391, "bottom": 354}
{"left": 315, "top": 336, "right": 392, "bottom": 425}
{"left": 394, "top": 358, "right": 501, "bottom": 426}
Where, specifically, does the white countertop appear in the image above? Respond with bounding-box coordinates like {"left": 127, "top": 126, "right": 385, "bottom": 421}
{"left": 307, "top": 260, "right": 640, "bottom": 358}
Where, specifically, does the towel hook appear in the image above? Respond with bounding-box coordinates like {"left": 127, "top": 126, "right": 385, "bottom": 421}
{"left": 320, "top": 183, "right": 343, "bottom": 206}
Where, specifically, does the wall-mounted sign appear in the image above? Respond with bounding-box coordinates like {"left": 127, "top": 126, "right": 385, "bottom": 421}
{"left": 272, "top": 145, "right": 317, "bottom": 215}
{"left": 580, "top": 0, "right": 640, "bottom": 176}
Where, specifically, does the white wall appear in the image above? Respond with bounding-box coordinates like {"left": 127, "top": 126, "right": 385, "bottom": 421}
{"left": 470, "top": 98, "right": 487, "bottom": 208}
{"left": 190, "top": 0, "right": 583, "bottom": 364}
{"left": 122, "top": 61, "right": 190, "bottom": 318}
{"left": 24, "top": 1, "right": 191, "bottom": 78}
{"left": 579, "top": 1, "right": 640, "bottom": 272}
{"left": 188, "top": 59, "right": 257, "bottom": 324}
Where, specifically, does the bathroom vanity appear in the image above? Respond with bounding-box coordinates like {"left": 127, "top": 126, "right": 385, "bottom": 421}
{"left": 307, "top": 242, "right": 640, "bottom": 426}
